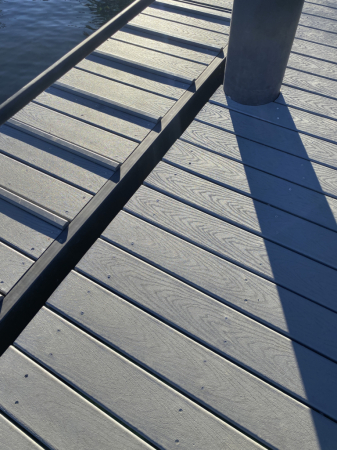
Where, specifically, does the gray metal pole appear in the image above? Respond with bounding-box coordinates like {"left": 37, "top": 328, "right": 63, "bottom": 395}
{"left": 224, "top": 0, "right": 305, "bottom": 105}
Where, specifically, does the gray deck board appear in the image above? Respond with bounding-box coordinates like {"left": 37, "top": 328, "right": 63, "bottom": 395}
{"left": 283, "top": 67, "right": 337, "bottom": 99}
{"left": 14, "top": 102, "right": 137, "bottom": 165}
{"left": 15, "top": 308, "right": 262, "bottom": 450}
{"left": 10, "top": 284, "right": 326, "bottom": 449}
{"left": 113, "top": 29, "right": 217, "bottom": 65}
{"left": 98, "top": 38, "right": 206, "bottom": 81}
{"left": 296, "top": 23, "right": 337, "bottom": 46}
{"left": 164, "top": 140, "right": 337, "bottom": 233}
{"left": 0, "top": 415, "right": 43, "bottom": 450}
{"left": 125, "top": 186, "right": 337, "bottom": 305}
{"left": 196, "top": 102, "right": 337, "bottom": 169}
{"left": 210, "top": 87, "right": 337, "bottom": 143}
{"left": 77, "top": 54, "right": 189, "bottom": 100}
{"left": 0, "top": 347, "right": 151, "bottom": 450}
{"left": 0, "top": 198, "right": 60, "bottom": 259}
{"left": 177, "top": 0, "right": 233, "bottom": 10}
{"left": 299, "top": 12, "right": 337, "bottom": 33}
{"left": 78, "top": 235, "right": 337, "bottom": 416}
{"left": 288, "top": 52, "right": 337, "bottom": 81}
{"left": 142, "top": 5, "right": 230, "bottom": 33}
{"left": 275, "top": 85, "right": 337, "bottom": 121}
{"left": 154, "top": 0, "right": 232, "bottom": 20}
{"left": 146, "top": 162, "right": 337, "bottom": 270}
{"left": 43, "top": 271, "right": 337, "bottom": 450}
{"left": 0, "top": 153, "right": 91, "bottom": 221}
{"left": 0, "top": 125, "right": 113, "bottom": 194}
{"left": 181, "top": 120, "right": 337, "bottom": 199}
{"left": 36, "top": 88, "right": 153, "bottom": 142}
{"left": 302, "top": 2, "right": 337, "bottom": 19}
{"left": 129, "top": 14, "right": 228, "bottom": 49}
{"left": 291, "top": 36, "right": 337, "bottom": 63}
{"left": 58, "top": 68, "right": 174, "bottom": 120}
{"left": 0, "top": 242, "right": 33, "bottom": 294}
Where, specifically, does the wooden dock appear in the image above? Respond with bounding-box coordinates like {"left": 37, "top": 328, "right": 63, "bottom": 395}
{"left": 1, "top": 0, "right": 337, "bottom": 448}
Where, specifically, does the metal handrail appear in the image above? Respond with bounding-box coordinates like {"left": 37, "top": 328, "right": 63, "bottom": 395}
{"left": 0, "top": 0, "right": 154, "bottom": 127}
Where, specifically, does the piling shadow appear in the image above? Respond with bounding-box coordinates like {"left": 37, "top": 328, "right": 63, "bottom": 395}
{"left": 228, "top": 99, "right": 337, "bottom": 447}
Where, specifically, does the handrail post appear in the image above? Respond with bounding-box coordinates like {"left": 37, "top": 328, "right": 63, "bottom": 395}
{"left": 223, "top": 0, "right": 305, "bottom": 105}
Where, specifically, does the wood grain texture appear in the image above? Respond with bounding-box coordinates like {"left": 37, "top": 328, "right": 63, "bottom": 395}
{"left": 181, "top": 120, "right": 337, "bottom": 199}
{"left": 113, "top": 29, "right": 216, "bottom": 65}
{"left": 77, "top": 54, "right": 188, "bottom": 100}
{"left": 154, "top": 0, "right": 232, "bottom": 21}
{"left": 59, "top": 67, "right": 174, "bottom": 119}
{"left": 78, "top": 235, "right": 337, "bottom": 419}
{"left": 0, "top": 347, "right": 151, "bottom": 450}
{"left": 0, "top": 414, "right": 43, "bottom": 450}
{"left": 98, "top": 38, "right": 205, "bottom": 81}
{"left": 142, "top": 5, "right": 230, "bottom": 33}
{"left": 296, "top": 23, "right": 337, "bottom": 47}
{"left": 210, "top": 87, "right": 337, "bottom": 143}
{"left": 288, "top": 52, "right": 337, "bottom": 81}
{"left": 44, "top": 271, "right": 337, "bottom": 450}
{"left": 276, "top": 85, "right": 337, "bottom": 121}
{"left": 0, "top": 153, "right": 91, "bottom": 220}
{"left": 196, "top": 102, "right": 337, "bottom": 170}
{"left": 0, "top": 198, "right": 60, "bottom": 259}
{"left": 283, "top": 67, "right": 337, "bottom": 99}
{"left": 291, "top": 37, "right": 337, "bottom": 64}
{"left": 299, "top": 12, "right": 337, "bottom": 33}
{"left": 0, "top": 242, "right": 33, "bottom": 294}
{"left": 0, "top": 125, "right": 112, "bottom": 195}
{"left": 125, "top": 186, "right": 337, "bottom": 310}
{"left": 16, "top": 308, "right": 262, "bottom": 450}
{"left": 164, "top": 138, "right": 337, "bottom": 233}
{"left": 76, "top": 238, "right": 337, "bottom": 377}
{"left": 303, "top": 2, "right": 337, "bottom": 20}
{"left": 14, "top": 102, "right": 136, "bottom": 164}
{"left": 130, "top": 14, "right": 228, "bottom": 48}
{"left": 36, "top": 87, "right": 153, "bottom": 142}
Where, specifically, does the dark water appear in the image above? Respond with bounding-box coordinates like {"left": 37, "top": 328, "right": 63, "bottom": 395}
{"left": 0, "top": 0, "right": 134, "bottom": 105}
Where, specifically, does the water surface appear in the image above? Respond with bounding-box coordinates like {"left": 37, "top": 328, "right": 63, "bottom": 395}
{"left": 0, "top": 0, "right": 133, "bottom": 105}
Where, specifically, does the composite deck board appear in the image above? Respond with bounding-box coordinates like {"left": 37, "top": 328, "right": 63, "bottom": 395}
{"left": 291, "top": 37, "right": 337, "bottom": 64}
{"left": 0, "top": 125, "right": 113, "bottom": 194}
{"left": 283, "top": 67, "right": 337, "bottom": 99}
{"left": 0, "top": 242, "right": 33, "bottom": 294}
{"left": 0, "top": 153, "right": 91, "bottom": 221}
{"left": 77, "top": 236, "right": 337, "bottom": 412}
{"left": 0, "top": 414, "right": 43, "bottom": 450}
{"left": 299, "top": 12, "right": 337, "bottom": 33}
{"left": 44, "top": 271, "right": 337, "bottom": 450}
{"left": 146, "top": 162, "right": 337, "bottom": 270}
{"left": 153, "top": 0, "right": 232, "bottom": 20}
{"left": 288, "top": 52, "right": 337, "bottom": 81}
{"left": 0, "top": 347, "right": 151, "bottom": 450}
{"left": 36, "top": 87, "right": 153, "bottom": 143}
{"left": 58, "top": 68, "right": 174, "bottom": 120}
{"left": 275, "top": 85, "right": 337, "bottom": 121}
{"left": 177, "top": 0, "right": 234, "bottom": 10}
{"left": 14, "top": 102, "right": 137, "bottom": 165}
{"left": 164, "top": 140, "right": 337, "bottom": 233}
{"left": 181, "top": 121, "right": 337, "bottom": 199}
{"left": 113, "top": 29, "right": 217, "bottom": 65}
{"left": 0, "top": 198, "right": 60, "bottom": 259}
{"left": 210, "top": 88, "right": 337, "bottom": 143}
{"left": 125, "top": 186, "right": 337, "bottom": 305}
{"left": 129, "top": 14, "right": 228, "bottom": 49}
{"left": 142, "top": 5, "right": 230, "bottom": 33}
{"left": 77, "top": 54, "right": 189, "bottom": 100}
{"left": 302, "top": 2, "right": 337, "bottom": 19}
{"left": 98, "top": 39, "right": 206, "bottom": 82}
{"left": 296, "top": 23, "right": 337, "bottom": 46}
{"left": 196, "top": 102, "right": 337, "bottom": 169}
{"left": 15, "top": 308, "right": 262, "bottom": 450}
